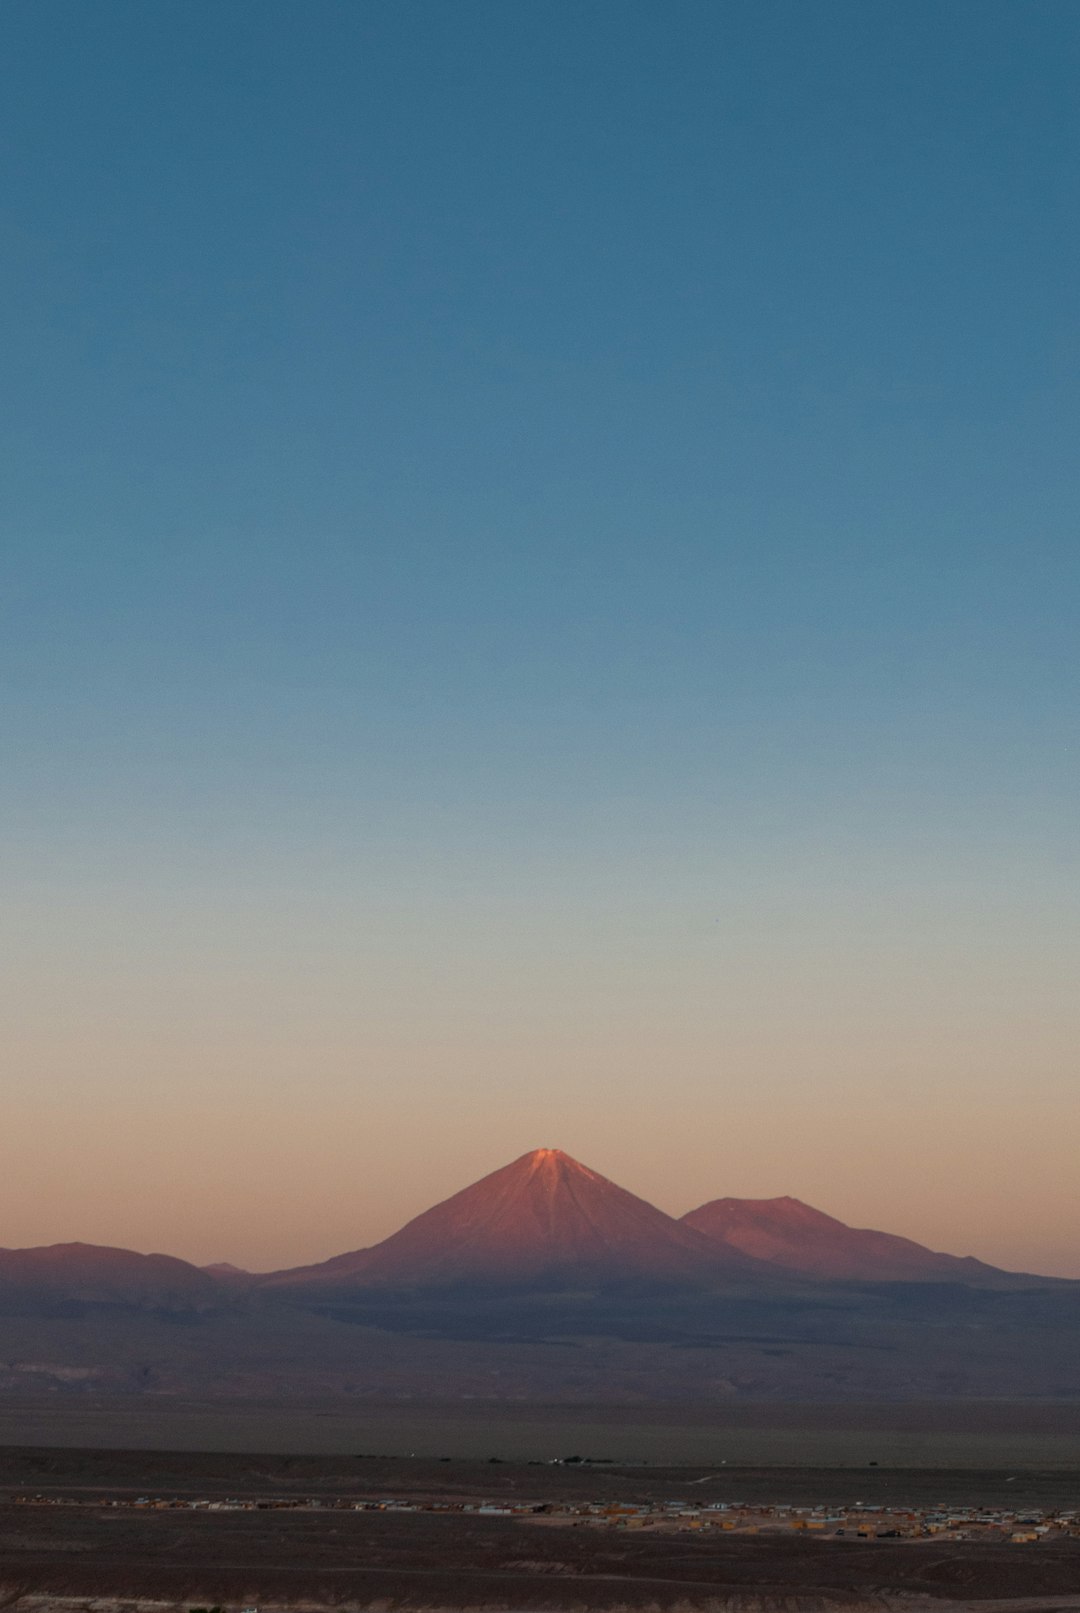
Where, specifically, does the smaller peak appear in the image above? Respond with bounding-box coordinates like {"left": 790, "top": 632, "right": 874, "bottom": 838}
{"left": 721, "top": 1196, "right": 808, "bottom": 1209}
{"left": 743, "top": 1197, "right": 840, "bottom": 1225}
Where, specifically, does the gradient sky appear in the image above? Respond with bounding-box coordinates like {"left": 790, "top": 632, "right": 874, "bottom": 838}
{"left": 2, "top": 0, "right": 1078, "bottom": 1276}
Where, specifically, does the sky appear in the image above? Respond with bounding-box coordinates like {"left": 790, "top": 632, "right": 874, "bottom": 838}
{"left": 1, "top": 0, "right": 1078, "bottom": 1277}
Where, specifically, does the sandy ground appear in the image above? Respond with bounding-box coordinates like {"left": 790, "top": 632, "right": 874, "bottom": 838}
{"left": 0, "top": 1488, "right": 1078, "bottom": 1609}
{"left": 0, "top": 1442, "right": 1078, "bottom": 1609}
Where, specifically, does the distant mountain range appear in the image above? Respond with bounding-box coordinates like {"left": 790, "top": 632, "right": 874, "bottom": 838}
{"left": 1, "top": 1149, "right": 1076, "bottom": 1402}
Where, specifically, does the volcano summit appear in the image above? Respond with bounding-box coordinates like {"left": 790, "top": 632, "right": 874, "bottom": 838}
{"left": 267, "top": 1148, "right": 759, "bottom": 1289}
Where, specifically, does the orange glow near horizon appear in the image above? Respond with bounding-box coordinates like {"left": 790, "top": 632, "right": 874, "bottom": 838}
{"left": 1, "top": 1040, "right": 1076, "bottom": 1277}
{"left": 2, "top": 0, "right": 1079, "bottom": 1307}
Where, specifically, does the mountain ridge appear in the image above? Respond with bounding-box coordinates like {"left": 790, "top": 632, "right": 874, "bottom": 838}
{"left": 4, "top": 1154, "right": 1061, "bottom": 1290}
{"left": 0, "top": 1242, "right": 219, "bottom": 1312}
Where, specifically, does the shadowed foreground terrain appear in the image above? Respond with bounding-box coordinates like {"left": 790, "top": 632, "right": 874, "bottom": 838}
{"left": 0, "top": 1448, "right": 1079, "bottom": 1611}
{"left": 2, "top": 1398, "right": 1080, "bottom": 1468}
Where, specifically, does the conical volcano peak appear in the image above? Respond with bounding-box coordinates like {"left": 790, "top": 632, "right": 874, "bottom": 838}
{"left": 271, "top": 1148, "right": 762, "bottom": 1289}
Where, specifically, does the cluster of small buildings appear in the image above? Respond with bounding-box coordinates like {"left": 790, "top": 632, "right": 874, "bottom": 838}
{"left": 9, "top": 1492, "right": 1078, "bottom": 1545}
{"left": 530, "top": 1499, "right": 1080, "bottom": 1544}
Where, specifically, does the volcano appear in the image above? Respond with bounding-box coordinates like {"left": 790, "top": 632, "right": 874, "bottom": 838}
{"left": 681, "top": 1195, "right": 1016, "bottom": 1284}
{"left": 267, "top": 1148, "right": 761, "bottom": 1289}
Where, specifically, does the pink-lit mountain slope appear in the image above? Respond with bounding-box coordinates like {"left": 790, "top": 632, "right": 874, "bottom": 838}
{"left": 0, "top": 1243, "right": 218, "bottom": 1311}
{"left": 267, "top": 1149, "right": 764, "bottom": 1289}
{"left": 681, "top": 1196, "right": 1022, "bottom": 1284}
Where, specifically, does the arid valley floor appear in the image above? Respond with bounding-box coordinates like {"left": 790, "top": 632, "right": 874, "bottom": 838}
{"left": 1, "top": 1422, "right": 1079, "bottom": 1613}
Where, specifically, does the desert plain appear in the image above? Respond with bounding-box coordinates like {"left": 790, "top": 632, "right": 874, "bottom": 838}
{"left": 1, "top": 1408, "right": 1079, "bottom": 1613}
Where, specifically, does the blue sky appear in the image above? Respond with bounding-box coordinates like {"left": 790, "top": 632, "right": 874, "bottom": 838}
{"left": 1, "top": 1, "right": 1078, "bottom": 1270}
